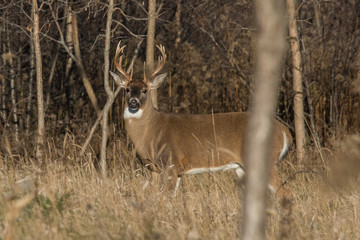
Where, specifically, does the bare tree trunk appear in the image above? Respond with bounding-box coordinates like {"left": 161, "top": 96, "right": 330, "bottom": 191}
{"left": 17, "top": 30, "right": 24, "bottom": 132}
{"left": 301, "top": 33, "right": 322, "bottom": 152}
{"left": 100, "top": 0, "right": 114, "bottom": 178}
{"left": 44, "top": 3, "right": 61, "bottom": 113}
{"left": 64, "top": 5, "right": 74, "bottom": 126}
{"left": 46, "top": 3, "right": 100, "bottom": 117}
{"left": 241, "top": 0, "right": 286, "bottom": 239}
{"left": 72, "top": 13, "right": 101, "bottom": 116}
{"left": 313, "top": 2, "right": 322, "bottom": 37}
{"left": 146, "top": 0, "right": 161, "bottom": 183}
{"left": 174, "top": 0, "right": 182, "bottom": 49}
{"left": 5, "top": 26, "right": 19, "bottom": 142}
{"left": 146, "top": 0, "right": 157, "bottom": 108}
{"left": 44, "top": 51, "right": 58, "bottom": 112}
{"left": 0, "top": 21, "right": 6, "bottom": 124}
{"left": 0, "top": 73, "right": 6, "bottom": 124}
{"left": 32, "top": 0, "right": 45, "bottom": 163}
{"left": 65, "top": 5, "right": 74, "bottom": 80}
{"left": 9, "top": 53, "right": 19, "bottom": 143}
{"left": 25, "top": 28, "right": 35, "bottom": 135}
{"left": 287, "top": 0, "right": 306, "bottom": 163}
{"left": 304, "top": 76, "right": 322, "bottom": 148}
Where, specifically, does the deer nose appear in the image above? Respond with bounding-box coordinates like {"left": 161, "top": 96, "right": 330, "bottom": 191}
{"left": 129, "top": 98, "right": 140, "bottom": 109}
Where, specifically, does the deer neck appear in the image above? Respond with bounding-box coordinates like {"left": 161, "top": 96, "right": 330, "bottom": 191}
{"left": 124, "top": 92, "right": 160, "bottom": 156}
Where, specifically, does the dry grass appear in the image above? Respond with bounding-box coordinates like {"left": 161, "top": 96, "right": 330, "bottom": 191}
{"left": 1, "top": 134, "right": 360, "bottom": 240}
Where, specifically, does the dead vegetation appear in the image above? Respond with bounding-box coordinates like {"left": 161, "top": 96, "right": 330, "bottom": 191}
{"left": 1, "top": 133, "right": 360, "bottom": 240}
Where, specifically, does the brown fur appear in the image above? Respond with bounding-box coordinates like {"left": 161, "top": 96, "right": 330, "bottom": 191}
{"left": 124, "top": 89, "right": 292, "bottom": 194}
{"left": 110, "top": 44, "right": 292, "bottom": 197}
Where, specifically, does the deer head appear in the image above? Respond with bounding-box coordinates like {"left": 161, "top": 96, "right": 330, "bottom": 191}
{"left": 110, "top": 42, "right": 167, "bottom": 115}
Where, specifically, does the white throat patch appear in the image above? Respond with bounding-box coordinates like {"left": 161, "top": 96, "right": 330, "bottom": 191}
{"left": 124, "top": 108, "right": 143, "bottom": 119}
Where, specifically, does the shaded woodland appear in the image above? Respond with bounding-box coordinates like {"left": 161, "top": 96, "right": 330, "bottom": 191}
{"left": 1, "top": 1, "right": 360, "bottom": 239}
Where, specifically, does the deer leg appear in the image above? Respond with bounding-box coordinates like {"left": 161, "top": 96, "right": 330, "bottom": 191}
{"left": 270, "top": 147, "right": 293, "bottom": 199}
{"left": 170, "top": 156, "right": 190, "bottom": 197}
{"left": 269, "top": 168, "right": 292, "bottom": 199}
{"left": 172, "top": 176, "right": 181, "bottom": 198}
{"left": 235, "top": 165, "right": 287, "bottom": 196}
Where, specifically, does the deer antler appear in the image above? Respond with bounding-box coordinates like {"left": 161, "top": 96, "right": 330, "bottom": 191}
{"left": 114, "top": 41, "right": 133, "bottom": 82}
{"left": 149, "top": 44, "right": 167, "bottom": 79}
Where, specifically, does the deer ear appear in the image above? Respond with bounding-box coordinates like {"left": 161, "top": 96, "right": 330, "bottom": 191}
{"left": 110, "top": 71, "right": 127, "bottom": 88}
{"left": 149, "top": 73, "right": 167, "bottom": 89}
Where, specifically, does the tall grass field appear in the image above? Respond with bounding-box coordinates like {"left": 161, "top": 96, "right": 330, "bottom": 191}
{"left": 1, "top": 133, "right": 359, "bottom": 239}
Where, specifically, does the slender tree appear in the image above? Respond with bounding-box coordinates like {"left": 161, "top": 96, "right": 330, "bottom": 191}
{"left": 25, "top": 24, "right": 35, "bottom": 135}
{"left": 72, "top": 12, "right": 101, "bottom": 116}
{"left": 0, "top": 21, "right": 6, "bottom": 123}
{"left": 47, "top": 2, "right": 101, "bottom": 117}
{"left": 100, "top": 0, "right": 115, "bottom": 177}
{"left": 65, "top": 5, "right": 74, "bottom": 81}
{"left": 146, "top": 0, "right": 157, "bottom": 108}
{"left": 174, "top": 0, "right": 182, "bottom": 49}
{"left": 241, "top": 0, "right": 286, "bottom": 239}
{"left": 5, "top": 21, "right": 19, "bottom": 142}
{"left": 0, "top": 73, "right": 6, "bottom": 124}
{"left": 64, "top": 4, "right": 74, "bottom": 126}
{"left": 32, "top": 0, "right": 45, "bottom": 162}
{"left": 287, "top": 0, "right": 306, "bottom": 162}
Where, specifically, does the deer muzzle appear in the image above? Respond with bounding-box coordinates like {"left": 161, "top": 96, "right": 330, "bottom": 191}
{"left": 129, "top": 98, "right": 140, "bottom": 111}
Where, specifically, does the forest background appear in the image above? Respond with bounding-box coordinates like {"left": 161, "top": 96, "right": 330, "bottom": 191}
{"left": 1, "top": 0, "right": 360, "bottom": 239}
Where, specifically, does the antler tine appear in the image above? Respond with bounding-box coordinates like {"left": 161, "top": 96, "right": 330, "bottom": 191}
{"left": 150, "top": 44, "right": 167, "bottom": 78}
{"left": 130, "top": 62, "right": 134, "bottom": 80}
{"left": 114, "top": 41, "right": 132, "bottom": 82}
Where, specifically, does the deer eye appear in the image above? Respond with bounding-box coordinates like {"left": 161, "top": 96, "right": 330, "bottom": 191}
{"left": 126, "top": 88, "right": 130, "bottom": 93}
{"left": 142, "top": 89, "right": 147, "bottom": 94}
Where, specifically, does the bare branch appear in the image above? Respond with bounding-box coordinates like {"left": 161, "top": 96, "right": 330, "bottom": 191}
{"left": 80, "top": 39, "right": 143, "bottom": 156}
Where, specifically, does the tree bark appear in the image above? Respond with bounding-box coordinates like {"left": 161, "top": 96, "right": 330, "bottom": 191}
{"left": 304, "top": 75, "right": 322, "bottom": 150}
{"left": 100, "top": 0, "right": 114, "bottom": 178}
{"left": 65, "top": 5, "right": 74, "bottom": 80}
{"left": 0, "top": 21, "right": 6, "bottom": 123}
{"left": 64, "top": 5, "right": 74, "bottom": 126}
{"left": 32, "top": 0, "right": 45, "bottom": 163}
{"left": 72, "top": 13, "right": 101, "bottom": 116}
{"left": 287, "top": 0, "right": 306, "bottom": 163}
{"left": 47, "top": 3, "right": 101, "bottom": 117}
{"left": 0, "top": 73, "right": 6, "bottom": 124}
{"left": 174, "top": 0, "right": 182, "bottom": 49}
{"left": 44, "top": 51, "right": 58, "bottom": 112}
{"left": 146, "top": 0, "right": 157, "bottom": 109}
{"left": 26, "top": 27, "right": 35, "bottom": 135}
{"left": 241, "top": 0, "right": 286, "bottom": 239}
{"left": 5, "top": 25, "right": 19, "bottom": 142}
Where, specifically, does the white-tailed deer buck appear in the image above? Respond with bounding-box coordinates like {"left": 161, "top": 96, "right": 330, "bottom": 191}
{"left": 110, "top": 42, "right": 292, "bottom": 197}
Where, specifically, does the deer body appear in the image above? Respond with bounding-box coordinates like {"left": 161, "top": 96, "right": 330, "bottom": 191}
{"left": 110, "top": 43, "right": 292, "bottom": 196}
